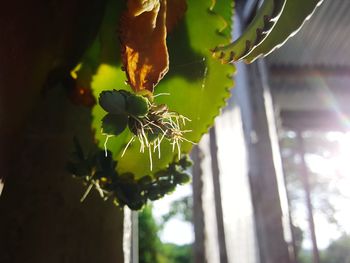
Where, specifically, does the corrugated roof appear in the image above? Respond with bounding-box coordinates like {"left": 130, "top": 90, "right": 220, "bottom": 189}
{"left": 268, "top": 0, "right": 350, "bottom": 67}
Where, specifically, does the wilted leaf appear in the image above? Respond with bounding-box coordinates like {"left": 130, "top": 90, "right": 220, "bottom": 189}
{"left": 127, "top": 0, "right": 160, "bottom": 16}
{"left": 120, "top": 0, "right": 169, "bottom": 92}
{"left": 166, "top": 0, "right": 187, "bottom": 32}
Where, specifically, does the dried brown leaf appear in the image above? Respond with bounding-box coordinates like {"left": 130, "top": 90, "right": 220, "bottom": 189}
{"left": 121, "top": 0, "right": 169, "bottom": 93}
{"left": 166, "top": 0, "right": 187, "bottom": 32}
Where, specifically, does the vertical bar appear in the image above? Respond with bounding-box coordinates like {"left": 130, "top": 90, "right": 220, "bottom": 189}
{"left": 192, "top": 135, "right": 222, "bottom": 263}
{"left": 295, "top": 131, "right": 320, "bottom": 263}
{"left": 131, "top": 211, "right": 139, "bottom": 263}
{"left": 123, "top": 207, "right": 132, "bottom": 263}
{"left": 192, "top": 146, "right": 207, "bottom": 263}
{"left": 123, "top": 209, "right": 139, "bottom": 263}
{"left": 209, "top": 127, "right": 229, "bottom": 263}
{"left": 0, "top": 178, "right": 4, "bottom": 195}
{"left": 235, "top": 3, "right": 293, "bottom": 261}
{"left": 241, "top": 60, "right": 291, "bottom": 263}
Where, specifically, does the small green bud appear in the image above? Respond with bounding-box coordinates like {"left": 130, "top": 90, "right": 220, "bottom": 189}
{"left": 178, "top": 155, "right": 193, "bottom": 169}
{"left": 126, "top": 94, "right": 149, "bottom": 117}
{"left": 138, "top": 175, "right": 152, "bottom": 186}
{"left": 174, "top": 172, "right": 191, "bottom": 185}
{"left": 99, "top": 90, "right": 126, "bottom": 114}
{"left": 101, "top": 114, "right": 128, "bottom": 136}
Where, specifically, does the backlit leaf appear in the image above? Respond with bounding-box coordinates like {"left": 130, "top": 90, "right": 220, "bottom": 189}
{"left": 115, "top": 0, "right": 235, "bottom": 177}
{"left": 86, "top": 0, "right": 234, "bottom": 178}
{"left": 244, "top": 0, "right": 324, "bottom": 63}
{"left": 212, "top": 0, "right": 286, "bottom": 63}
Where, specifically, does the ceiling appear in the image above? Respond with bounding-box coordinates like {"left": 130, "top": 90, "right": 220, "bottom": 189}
{"left": 262, "top": 0, "right": 350, "bottom": 130}
{"left": 268, "top": 0, "right": 350, "bottom": 68}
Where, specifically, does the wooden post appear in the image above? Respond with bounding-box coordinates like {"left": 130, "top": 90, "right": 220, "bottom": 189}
{"left": 233, "top": 2, "right": 292, "bottom": 260}
{"left": 0, "top": 89, "right": 124, "bottom": 263}
{"left": 192, "top": 145, "right": 207, "bottom": 263}
{"left": 240, "top": 60, "right": 292, "bottom": 263}
{"left": 209, "top": 127, "right": 229, "bottom": 263}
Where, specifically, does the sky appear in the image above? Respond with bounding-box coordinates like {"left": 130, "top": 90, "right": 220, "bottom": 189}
{"left": 152, "top": 183, "right": 194, "bottom": 245}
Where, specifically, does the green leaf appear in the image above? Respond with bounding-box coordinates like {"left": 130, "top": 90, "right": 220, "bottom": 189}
{"left": 101, "top": 114, "right": 128, "bottom": 136}
{"left": 244, "top": 0, "right": 324, "bottom": 63}
{"left": 126, "top": 94, "right": 150, "bottom": 117}
{"left": 99, "top": 90, "right": 126, "bottom": 114}
{"left": 114, "top": 0, "right": 235, "bottom": 177}
{"left": 212, "top": 0, "right": 286, "bottom": 63}
{"left": 83, "top": 0, "right": 235, "bottom": 178}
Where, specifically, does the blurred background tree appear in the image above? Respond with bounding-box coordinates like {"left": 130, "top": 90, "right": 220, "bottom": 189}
{"left": 280, "top": 130, "right": 350, "bottom": 263}
{"left": 139, "top": 205, "right": 161, "bottom": 263}
{"left": 139, "top": 196, "right": 193, "bottom": 263}
{"left": 322, "top": 234, "right": 350, "bottom": 263}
